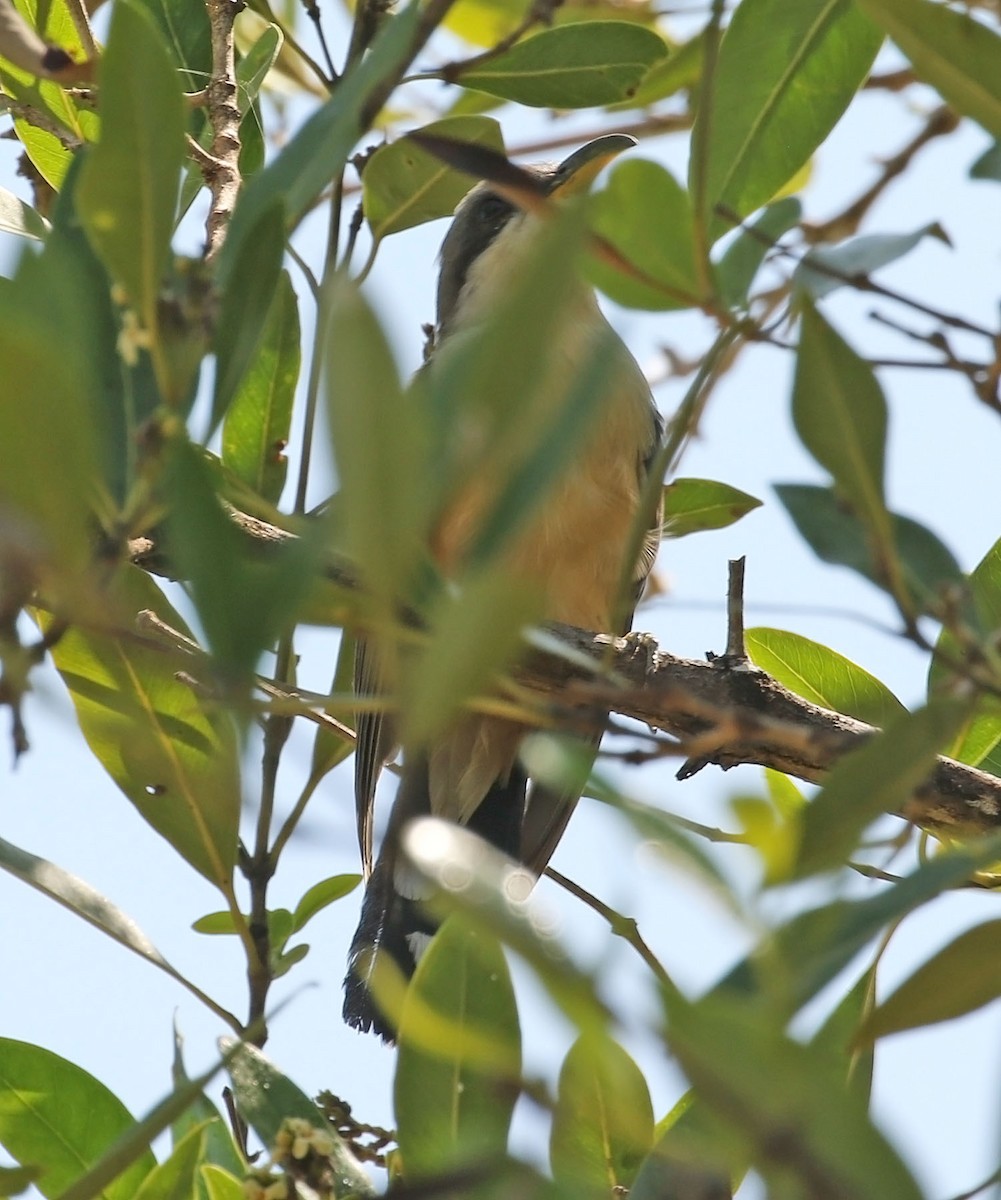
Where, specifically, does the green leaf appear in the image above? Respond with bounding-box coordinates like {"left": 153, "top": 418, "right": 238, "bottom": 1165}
{"left": 860, "top": 920, "right": 1001, "bottom": 1042}
{"left": 395, "top": 917, "right": 521, "bottom": 1177}
{"left": 199, "top": 1166, "right": 245, "bottom": 1200}
{"left": 0, "top": 835, "right": 234, "bottom": 1029}
{"left": 0, "top": 187, "right": 47, "bottom": 239}
{"left": 776, "top": 483, "right": 964, "bottom": 613}
{"left": 811, "top": 968, "right": 875, "bottom": 1105}
{"left": 0, "top": 1039, "right": 155, "bottom": 1199}
{"left": 212, "top": 204, "right": 287, "bottom": 432}
{"left": 716, "top": 197, "right": 801, "bottom": 309}
{"left": 588, "top": 158, "right": 701, "bottom": 309}
{"left": 325, "top": 277, "right": 430, "bottom": 616}
{"left": 0, "top": 0, "right": 98, "bottom": 186}
{"left": 611, "top": 28, "right": 704, "bottom": 109}
{"left": 662, "top": 477, "right": 762, "bottom": 538}
{"left": 42, "top": 566, "right": 241, "bottom": 888}
{"left": 0, "top": 1165, "right": 40, "bottom": 1197}
{"left": 796, "top": 698, "right": 971, "bottom": 877}
{"left": 135, "top": 0, "right": 210, "bottom": 92}
{"left": 719, "top": 835, "right": 1001, "bottom": 1016}
{"left": 172, "top": 1027, "right": 244, "bottom": 1185}
{"left": 0, "top": 289, "right": 100, "bottom": 583}
{"left": 224, "top": 1043, "right": 373, "bottom": 1196}
{"left": 363, "top": 115, "right": 505, "bottom": 241}
{"left": 400, "top": 817, "right": 611, "bottom": 1034}
{"left": 401, "top": 565, "right": 542, "bottom": 747}
{"left": 458, "top": 22, "right": 668, "bottom": 107}
{"left": 57, "top": 1037, "right": 247, "bottom": 1200}
{"left": 795, "top": 224, "right": 949, "bottom": 299}
{"left": 133, "top": 1125, "right": 205, "bottom": 1200}
{"left": 793, "top": 301, "right": 889, "bottom": 546}
{"left": 165, "top": 440, "right": 322, "bottom": 681}
{"left": 745, "top": 627, "right": 905, "bottom": 727}
{"left": 291, "top": 873, "right": 362, "bottom": 932}
{"left": 692, "top": 0, "right": 882, "bottom": 242}
{"left": 550, "top": 1033, "right": 654, "bottom": 1193}
{"left": 77, "top": 0, "right": 185, "bottom": 334}
{"left": 304, "top": 631, "right": 357, "bottom": 795}
{"left": 971, "top": 141, "right": 1001, "bottom": 182}
{"left": 858, "top": 0, "right": 1001, "bottom": 138}
{"left": 220, "top": 268, "right": 299, "bottom": 502}
{"left": 663, "top": 993, "right": 922, "bottom": 1199}
{"left": 221, "top": 1, "right": 421, "bottom": 269}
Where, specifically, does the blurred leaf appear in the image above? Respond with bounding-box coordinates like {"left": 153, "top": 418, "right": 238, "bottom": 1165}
{"left": 719, "top": 836, "right": 1001, "bottom": 1016}
{"left": 221, "top": 1, "right": 421, "bottom": 269}
{"left": 662, "top": 477, "right": 762, "bottom": 538}
{"left": 550, "top": 1033, "right": 654, "bottom": 1193}
{"left": 777, "top": 483, "right": 964, "bottom": 613}
{"left": 41, "top": 566, "right": 241, "bottom": 887}
{"left": 291, "top": 873, "right": 362, "bottom": 932}
{"left": 326, "top": 277, "right": 430, "bottom": 618}
{"left": 730, "top": 794, "right": 798, "bottom": 885}
{"left": 221, "top": 268, "right": 299, "bottom": 502}
{"left": 811, "top": 968, "right": 875, "bottom": 1104}
{"left": 363, "top": 115, "right": 505, "bottom": 241}
{"left": 764, "top": 767, "right": 806, "bottom": 817}
{"left": 199, "top": 1166, "right": 245, "bottom": 1200}
{"left": 395, "top": 917, "right": 521, "bottom": 1176}
{"left": 795, "top": 224, "right": 949, "bottom": 299}
{"left": 401, "top": 566, "right": 542, "bottom": 747}
{"left": 458, "top": 22, "right": 667, "bottom": 107}
{"left": 133, "top": 1125, "right": 204, "bottom": 1200}
{"left": 793, "top": 302, "right": 889, "bottom": 548}
{"left": 861, "top": 920, "right": 1001, "bottom": 1043}
{"left": 402, "top": 817, "right": 610, "bottom": 1034}
{"left": 0, "top": 1038, "right": 155, "bottom": 1199}
{"left": 172, "top": 1027, "right": 244, "bottom": 1185}
{"left": 796, "top": 697, "right": 970, "bottom": 877}
{"left": 77, "top": 0, "right": 185, "bottom": 335}
{"left": 212, "top": 204, "right": 287, "bottom": 432}
{"left": 0, "top": 289, "right": 99, "bottom": 584}
{"left": 0, "top": 1165, "right": 39, "bottom": 1197}
{"left": 165, "top": 440, "right": 322, "bottom": 681}
{"left": 692, "top": 0, "right": 881, "bottom": 242}
{"left": 305, "top": 631, "right": 358, "bottom": 793}
{"left": 746, "top": 627, "right": 905, "bottom": 726}
{"left": 971, "top": 141, "right": 1001, "bottom": 182}
{"left": 858, "top": 0, "right": 1001, "bottom": 138}
{"left": 664, "top": 993, "right": 922, "bottom": 1199}
{"left": 224, "top": 1043, "right": 373, "bottom": 1196}
{"left": 0, "top": 188, "right": 47, "bottom": 239}
{"left": 588, "top": 158, "right": 701, "bottom": 309}
{"left": 716, "top": 197, "right": 801, "bottom": 309}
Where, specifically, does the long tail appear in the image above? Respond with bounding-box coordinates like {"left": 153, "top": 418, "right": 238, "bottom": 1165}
{"left": 342, "top": 759, "right": 528, "bottom": 1041}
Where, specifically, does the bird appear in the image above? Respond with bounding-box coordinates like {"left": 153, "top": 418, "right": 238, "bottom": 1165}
{"left": 342, "top": 134, "right": 664, "bottom": 1040}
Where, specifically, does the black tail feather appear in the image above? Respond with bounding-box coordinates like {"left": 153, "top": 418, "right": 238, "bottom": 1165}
{"left": 342, "top": 760, "right": 528, "bottom": 1041}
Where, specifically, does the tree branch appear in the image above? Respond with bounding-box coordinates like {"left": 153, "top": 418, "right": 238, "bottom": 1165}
{"left": 126, "top": 517, "right": 1001, "bottom": 838}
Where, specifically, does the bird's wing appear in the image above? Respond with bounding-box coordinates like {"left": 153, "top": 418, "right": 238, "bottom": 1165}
{"left": 353, "top": 638, "right": 398, "bottom": 878}
{"left": 520, "top": 408, "right": 664, "bottom": 875}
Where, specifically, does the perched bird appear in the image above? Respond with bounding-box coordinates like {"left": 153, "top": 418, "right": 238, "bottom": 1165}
{"left": 343, "top": 135, "right": 663, "bottom": 1040}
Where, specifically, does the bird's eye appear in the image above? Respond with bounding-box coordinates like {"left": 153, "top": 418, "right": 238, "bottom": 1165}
{"left": 478, "top": 195, "right": 509, "bottom": 223}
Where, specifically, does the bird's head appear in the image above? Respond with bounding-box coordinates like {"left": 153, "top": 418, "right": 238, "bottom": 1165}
{"left": 435, "top": 134, "right": 635, "bottom": 338}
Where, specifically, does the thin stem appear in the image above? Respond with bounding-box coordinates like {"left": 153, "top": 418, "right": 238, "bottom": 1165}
{"left": 545, "top": 867, "right": 681, "bottom": 998}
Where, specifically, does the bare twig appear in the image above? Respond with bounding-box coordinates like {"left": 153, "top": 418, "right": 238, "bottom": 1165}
{"left": 127, "top": 519, "right": 1001, "bottom": 838}
{"left": 203, "top": 0, "right": 243, "bottom": 260}
{"left": 802, "top": 105, "right": 959, "bottom": 246}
